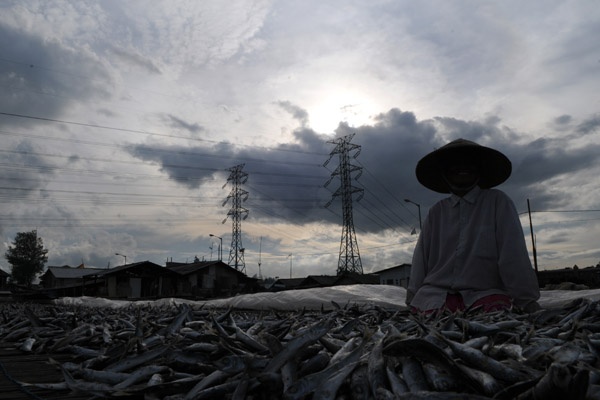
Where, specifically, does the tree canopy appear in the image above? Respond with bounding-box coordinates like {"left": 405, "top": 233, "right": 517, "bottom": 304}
{"left": 4, "top": 230, "right": 48, "bottom": 286}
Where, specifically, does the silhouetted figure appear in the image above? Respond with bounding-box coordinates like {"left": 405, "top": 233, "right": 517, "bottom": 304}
{"left": 407, "top": 139, "right": 540, "bottom": 313}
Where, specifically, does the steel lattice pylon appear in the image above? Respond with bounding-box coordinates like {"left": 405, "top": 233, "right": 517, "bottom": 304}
{"left": 222, "top": 164, "right": 248, "bottom": 274}
{"left": 324, "top": 133, "right": 364, "bottom": 275}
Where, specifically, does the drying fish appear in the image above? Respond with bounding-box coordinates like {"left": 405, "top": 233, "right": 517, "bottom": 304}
{"left": 2, "top": 296, "right": 600, "bottom": 399}
{"left": 367, "top": 336, "right": 387, "bottom": 397}
{"left": 517, "top": 362, "right": 588, "bottom": 400}
{"left": 104, "top": 345, "right": 169, "bottom": 373}
{"left": 349, "top": 363, "right": 370, "bottom": 400}
{"left": 421, "top": 361, "right": 461, "bottom": 392}
{"left": 433, "top": 331, "right": 534, "bottom": 384}
{"left": 19, "top": 337, "right": 36, "bottom": 352}
{"left": 264, "top": 317, "right": 334, "bottom": 374}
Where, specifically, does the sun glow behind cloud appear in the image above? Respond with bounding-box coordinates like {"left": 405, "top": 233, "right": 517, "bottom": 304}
{"left": 308, "top": 89, "right": 381, "bottom": 134}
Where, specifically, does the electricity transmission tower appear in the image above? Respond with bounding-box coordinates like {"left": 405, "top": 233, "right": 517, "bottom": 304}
{"left": 222, "top": 164, "right": 249, "bottom": 274}
{"left": 324, "top": 133, "right": 364, "bottom": 275}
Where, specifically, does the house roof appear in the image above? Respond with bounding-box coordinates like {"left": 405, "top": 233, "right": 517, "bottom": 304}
{"left": 43, "top": 266, "right": 105, "bottom": 279}
{"left": 0, "top": 269, "right": 9, "bottom": 277}
{"left": 335, "top": 274, "right": 379, "bottom": 285}
{"left": 274, "top": 274, "right": 380, "bottom": 290}
{"left": 268, "top": 277, "right": 305, "bottom": 291}
{"left": 91, "top": 261, "right": 178, "bottom": 277}
{"left": 167, "top": 260, "right": 222, "bottom": 275}
{"left": 274, "top": 278, "right": 305, "bottom": 287}
{"left": 371, "top": 263, "right": 411, "bottom": 274}
{"left": 298, "top": 275, "right": 338, "bottom": 288}
{"left": 167, "top": 260, "right": 250, "bottom": 278}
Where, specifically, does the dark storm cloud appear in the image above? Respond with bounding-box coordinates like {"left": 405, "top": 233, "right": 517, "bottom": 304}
{"left": 1, "top": 140, "right": 56, "bottom": 194}
{"left": 554, "top": 115, "right": 572, "bottom": 126}
{"left": 544, "top": 231, "right": 571, "bottom": 245}
{"left": 506, "top": 131, "right": 600, "bottom": 211}
{"left": 128, "top": 127, "right": 333, "bottom": 223}
{"left": 276, "top": 101, "right": 309, "bottom": 127}
{"left": 0, "top": 23, "right": 112, "bottom": 127}
{"left": 162, "top": 114, "right": 204, "bottom": 135}
{"left": 129, "top": 108, "right": 600, "bottom": 235}
{"left": 512, "top": 138, "right": 593, "bottom": 183}
{"left": 329, "top": 109, "right": 440, "bottom": 234}
{"left": 127, "top": 144, "right": 225, "bottom": 186}
{"left": 575, "top": 115, "right": 600, "bottom": 136}
{"left": 0, "top": 139, "right": 60, "bottom": 237}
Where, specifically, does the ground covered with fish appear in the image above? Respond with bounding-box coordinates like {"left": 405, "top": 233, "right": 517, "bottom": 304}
{"left": 1, "top": 299, "right": 600, "bottom": 399}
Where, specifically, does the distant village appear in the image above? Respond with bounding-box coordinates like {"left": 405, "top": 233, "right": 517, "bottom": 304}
{"left": 1, "top": 260, "right": 600, "bottom": 301}
{"left": 0, "top": 260, "right": 413, "bottom": 301}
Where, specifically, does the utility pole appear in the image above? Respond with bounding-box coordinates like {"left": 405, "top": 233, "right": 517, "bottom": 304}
{"left": 527, "top": 198, "right": 538, "bottom": 272}
{"left": 209, "top": 234, "right": 222, "bottom": 261}
{"left": 222, "top": 164, "right": 249, "bottom": 274}
{"left": 324, "top": 133, "right": 364, "bottom": 275}
{"left": 258, "top": 236, "right": 262, "bottom": 280}
{"left": 404, "top": 198, "right": 422, "bottom": 232}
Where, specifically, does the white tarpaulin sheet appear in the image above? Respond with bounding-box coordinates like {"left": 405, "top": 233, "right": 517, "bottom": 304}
{"left": 56, "top": 285, "right": 600, "bottom": 310}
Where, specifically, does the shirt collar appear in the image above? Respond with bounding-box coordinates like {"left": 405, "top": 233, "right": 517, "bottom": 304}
{"left": 450, "top": 185, "right": 482, "bottom": 207}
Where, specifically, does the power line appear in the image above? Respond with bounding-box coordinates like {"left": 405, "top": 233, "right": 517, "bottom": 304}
{"left": 357, "top": 160, "right": 420, "bottom": 219}
{"left": 357, "top": 185, "right": 414, "bottom": 233}
{"left": 532, "top": 210, "right": 600, "bottom": 213}
{"left": 0, "top": 111, "right": 328, "bottom": 156}
{"left": 0, "top": 56, "right": 212, "bottom": 103}
{"left": 0, "top": 146, "right": 327, "bottom": 182}
{"left": 519, "top": 209, "right": 600, "bottom": 215}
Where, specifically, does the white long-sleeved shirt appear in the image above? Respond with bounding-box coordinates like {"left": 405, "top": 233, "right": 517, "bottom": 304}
{"left": 407, "top": 186, "right": 540, "bottom": 311}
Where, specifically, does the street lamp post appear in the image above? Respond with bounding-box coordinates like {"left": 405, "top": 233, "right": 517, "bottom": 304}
{"left": 115, "top": 253, "right": 127, "bottom": 265}
{"left": 404, "top": 199, "right": 422, "bottom": 232}
{"left": 288, "top": 253, "right": 292, "bottom": 279}
{"left": 209, "top": 234, "right": 223, "bottom": 261}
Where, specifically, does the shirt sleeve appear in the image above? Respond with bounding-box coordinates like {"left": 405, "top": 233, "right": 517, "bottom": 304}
{"left": 494, "top": 192, "right": 540, "bottom": 307}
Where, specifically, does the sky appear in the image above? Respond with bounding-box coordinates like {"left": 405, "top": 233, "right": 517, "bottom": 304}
{"left": 1, "top": 0, "right": 600, "bottom": 280}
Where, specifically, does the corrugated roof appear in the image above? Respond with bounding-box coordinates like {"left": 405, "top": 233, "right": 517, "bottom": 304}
{"left": 168, "top": 262, "right": 213, "bottom": 275}
{"left": 371, "top": 264, "right": 411, "bottom": 274}
{"left": 300, "top": 275, "right": 338, "bottom": 286}
{"left": 335, "top": 274, "right": 379, "bottom": 285}
{"left": 45, "top": 266, "right": 104, "bottom": 279}
{"left": 168, "top": 261, "right": 252, "bottom": 279}
{"left": 275, "top": 278, "right": 305, "bottom": 286}
{"left": 94, "top": 261, "right": 174, "bottom": 276}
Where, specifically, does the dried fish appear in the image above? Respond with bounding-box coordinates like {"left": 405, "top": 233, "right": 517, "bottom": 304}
{"left": 19, "top": 337, "right": 36, "bottom": 352}
{"left": 3, "top": 295, "right": 600, "bottom": 399}
{"left": 434, "top": 331, "right": 533, "bottom": 384}
{"left": 349, "top": 363, "right": 370, "bottom": 400}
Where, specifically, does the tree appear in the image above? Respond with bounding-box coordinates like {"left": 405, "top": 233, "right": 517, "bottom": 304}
{"left": 4, "top": 230, "right": 48, "bottom": 287}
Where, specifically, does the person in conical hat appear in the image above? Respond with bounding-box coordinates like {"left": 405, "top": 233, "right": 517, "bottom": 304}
{"left": 406, "top": 138, "right": 540, "bottom": 314}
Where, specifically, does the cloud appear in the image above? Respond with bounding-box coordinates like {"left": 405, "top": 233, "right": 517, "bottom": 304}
{"left": 110, "top": 47, "right": 162, "bottom": 74}
{"left": 45, "top": 230, "right": 138, "bottom": 269}
{"left": 576, "top": 115, "right": 600, "bottom": 136}
{"left": 162, "top": 114, "right": 204, "bottom": 135}
{"left": 0, "top": 24, "right": 112, "bottom": 128}
{"left": 127, "top": 108, "right": 600, "bottom": 245}
{"left": 276, "top": 101, "right": 309, "bottom": 127}
{"left": 102, "top": 1, "right": 271, "bottom": 70}
{"left": 0, "top": 140, "right": 56, "bottom": 198}
{"left": 554, "top": 115, "right": 572, "bottom": 126}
